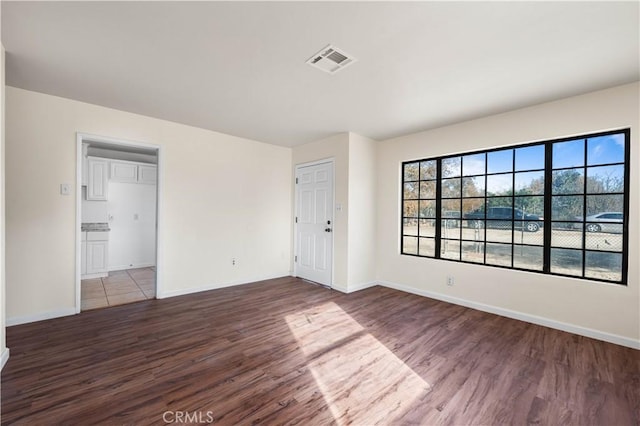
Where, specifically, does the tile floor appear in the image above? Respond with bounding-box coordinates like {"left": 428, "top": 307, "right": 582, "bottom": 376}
{"left": 81, "top": 267, "right": 155, "bottom": 311}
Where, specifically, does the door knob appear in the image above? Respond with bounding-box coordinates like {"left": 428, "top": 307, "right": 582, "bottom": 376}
{"left": 325, "top": 228, "right": 332, "bottom": 232}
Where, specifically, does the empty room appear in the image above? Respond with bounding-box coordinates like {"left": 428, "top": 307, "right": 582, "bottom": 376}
{"left": 0, "top": 1, "right": 639, "bottom": 425}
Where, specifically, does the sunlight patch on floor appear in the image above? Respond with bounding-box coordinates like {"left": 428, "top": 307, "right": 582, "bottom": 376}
{"left": 285, "top": 302, "right": 431, "bottom": 425}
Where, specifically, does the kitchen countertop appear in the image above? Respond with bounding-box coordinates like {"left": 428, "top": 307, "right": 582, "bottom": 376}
{"left": 81, "top": 222, "right": 110, "bottom": 232}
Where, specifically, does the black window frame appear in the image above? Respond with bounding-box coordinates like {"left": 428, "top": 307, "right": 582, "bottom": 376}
{"left": 400, "top": 128, "right": 631, "bottom": 285}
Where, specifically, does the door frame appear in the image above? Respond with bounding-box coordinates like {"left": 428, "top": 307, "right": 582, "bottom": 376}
{"left": 293, "top": 158, "right": 335, "bottom": 288}
{"left": 75, "top": 132, "right": 162, "bottom": 313}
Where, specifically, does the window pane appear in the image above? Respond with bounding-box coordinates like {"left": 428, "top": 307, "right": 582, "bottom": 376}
{"left": 553, "top": 139, "right": 584, "bottom": 169}
{"left": 441, "top": 239, "right": 460, "bottom": 260}
{"left": 402, "top": 218, "right": 419, "bottom": 236}
{"left": 586, "top": 194, "right": 623, "bottom": 216}
{"left": 419, "top": 200, "right": 436, "bottom": 218}
{"left": 403, "top": 200, "right": 419, "bottom": 218}
{"left": 514, "top": 196, "right": 544, "bottom": 218}
{"left": 488, "top": 149, "right": 513, "bottom": 174}
{"left": 441, "top": 218, "right": 461, "bottom": 240}
{"left": 587, "top": 134, "right": 625, "bottom": 166}
{"left": 419, "top": 219, "right": 436, "bottom": 238}
{"left": 462, "top": 198, "right": 484, "bottom": 216}
{"left": 486, "top": 243, "right": 511, "bottom": 266}
{"left": 441, "top": 199, "right": 461, "bottom": 228}
{"left": 513, "top": 245, "right": 543, "bottom": 270}
{"left": 486, "top": 227, "right": 512, "bottom": 243}
{"left": 586, "top": 165, "right": 624, "bottom": 193}
{"left": 441, "top": 178, "right": 461, "bottom": 198}
{"left": 550, "top": 248, "right": 582, "bottom": 277}
{"left": 551, "top": 228, "right": 582, "bottom": 249}
{"left": 552, "top": 195, "right": 583, "bottom": 221}
{"left": 515, "top": 145, "right": 545, "bottom": 171}
{"left": 463, "top": 153, "right": 485, "bottom": 176}
{"left": 487, "top": 174, "right": 513, "bottom": 196}
{"left": 515, "top": 171, "right": 544, "bottom": 195}
{"left": 486, "top": 220, "right": 513, "bottom": 233}
{"left": 403, "top": 236, "right": 418, "bottom": 255}
{"left": 486, "top": 197, "right": 513, "bottom": 210}
{"left": 403, "top": 182, "right": 419, "bottom": 199}
{"left": 552, "top": 221, "right": 578, "bottom": 232}
{"left": 552, "top": 169, "right": 584, "bottom": 194}
{"left": 462, "top": 224, "right": 484, "bottom": 242}
{"left": 420, "top": 181, "right": 436, "bottom": 199}
{"left": 463, "top": 176, "right": 485, "bottom": 197}
{"left": 418, "top": 237, "right": 435, "bottom": 257}
{"left": 514, "top": 222, "right": 543, "bottom": 245}
{"left": 420, "top": 160, "right": 437, "bottom": 179}
{"left": 404, "top": 162, "right": 419, "bottom": 181}
{"left": 441, "top": 199, "right": 460, "bottom": 216}
{"left": 442, "top": 157, "right": 461, "bottom": 178}
{"left": 586, "top": 232, "right": 622, "bottom": 252}
{"left": 585, "top": 251, "right": 622, "bottom": 281}
{"left": 462, "top": 241, "right": 484, "bottom": 263}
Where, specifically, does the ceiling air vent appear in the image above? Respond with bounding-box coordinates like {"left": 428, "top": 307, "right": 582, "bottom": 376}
{"left": 306, "top": 44, "right": 357, "bottom": 74}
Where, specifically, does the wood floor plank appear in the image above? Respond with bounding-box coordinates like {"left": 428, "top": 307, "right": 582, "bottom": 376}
{"left": 2, "top": 276, "right": 639, "bottom": 425}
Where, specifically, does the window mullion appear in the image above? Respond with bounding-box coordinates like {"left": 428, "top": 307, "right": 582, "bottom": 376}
{"left": 543, "top": 142, "right": 553, "bottom": 273}
{"left": 435, "top": 159, "right": 442, "bottom": 258}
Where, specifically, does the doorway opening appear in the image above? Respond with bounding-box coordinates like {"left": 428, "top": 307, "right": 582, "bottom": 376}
{"left": 75, "top": 133, "right": 161, "bottom": 312}
{"left": 294, "top": 159, "right": 334, "bottom": 287}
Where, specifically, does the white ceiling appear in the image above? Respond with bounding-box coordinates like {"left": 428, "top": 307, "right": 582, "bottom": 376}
{"left": 2, "top": 1, "right": 638, "bottom": 147}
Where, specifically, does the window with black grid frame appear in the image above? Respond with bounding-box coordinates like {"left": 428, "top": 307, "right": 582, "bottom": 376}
{"left": 400, "top": 128, "right": 630, "bottom": 285}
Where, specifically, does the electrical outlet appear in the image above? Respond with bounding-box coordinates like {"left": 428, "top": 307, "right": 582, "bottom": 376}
{"left": 446, "top": 276, "right": 454, "bottom": 286}
{"left": 232, "top": 258, "right": 236, "bottom": 266}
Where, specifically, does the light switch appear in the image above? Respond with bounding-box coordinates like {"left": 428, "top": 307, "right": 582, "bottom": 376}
{"left": 60, "top": 183, "right": 71, "bottom": 195}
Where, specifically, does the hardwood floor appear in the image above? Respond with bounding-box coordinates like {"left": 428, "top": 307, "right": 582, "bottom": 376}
{"left": 2, "top": 276, "right": 639, "bottom": 425}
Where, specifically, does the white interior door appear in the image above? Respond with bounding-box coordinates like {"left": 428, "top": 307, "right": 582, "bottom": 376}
{"left": 295, "top": 161, "right": 334, "bottom": 286}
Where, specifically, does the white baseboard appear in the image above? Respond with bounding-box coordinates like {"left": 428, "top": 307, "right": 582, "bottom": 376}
{"left": 109, "top": 263, "right": 155, "bottom": 272}
{"left": 157, "top": 273, "right": 290, "bottom": 299}
{"left": 81, "top": 272, "right": 108, "bottom": 280}
{"left": 346, "top": 281, "right": 377, "bottom": 293}
{"left": 0, "top": 347, "right": 10, "bottom": 371}
{"left": 378, "top": 280, "right": 640, "bottom": 350}
{"left": 7, "top": 307, "right": 77, "bottom": 327}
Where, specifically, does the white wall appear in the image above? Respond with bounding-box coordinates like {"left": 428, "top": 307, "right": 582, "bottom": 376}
{"left": 107, "top": 182, "right": 156, "bottom": 270}
{"left": 0, "top": 40, "right": 9, "bottom": 368}
{"left": 5, "top": 86, "right": 292, "bottom": 322}
{"left": 81, "top": 187, "right": 107, "bottom": 222}
{"left": 376, "top": 82, "right": 640, "bottom": 347}
{"left": 347, "top": 133, "right": 377, "bottom": 291}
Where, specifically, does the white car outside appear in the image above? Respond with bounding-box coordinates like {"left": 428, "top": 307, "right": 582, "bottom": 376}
{"left": 584, "top": 212, "right": 623, "bottom": 233}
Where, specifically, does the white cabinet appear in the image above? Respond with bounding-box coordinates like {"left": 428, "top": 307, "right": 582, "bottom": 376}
{"left": 110, "top": 161, "right": 156, "bottom": 185}
{"left": 110, "top": 161, "right": 138, "bottom": 183}
{"left": 138, "top": 165, "right": 157, "bottom": 184}
{"left": 87, "top": 241, "right": 108, "bottom": 274}
{"left": 87, "top": 157, "right": 108, "bottom": 200}
{"left": 82, "top": 231, "right": 109, "bottom": 278}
